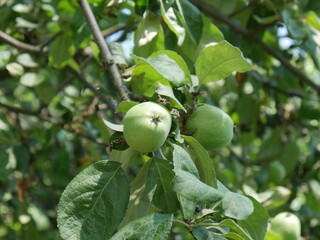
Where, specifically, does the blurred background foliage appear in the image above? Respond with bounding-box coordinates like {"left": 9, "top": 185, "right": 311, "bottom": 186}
{"left": 0, "top": 0, "right": 319, "bottom": 239}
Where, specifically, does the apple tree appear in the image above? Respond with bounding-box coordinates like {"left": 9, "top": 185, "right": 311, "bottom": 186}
{"left": 0, "top": 0, "right": 319, "bottom": 239}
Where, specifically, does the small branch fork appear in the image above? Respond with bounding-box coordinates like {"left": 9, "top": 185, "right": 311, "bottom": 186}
{"left": 78, "top": 0, "right": 130, "bottom": 101}
{"left": 0, "top": 102, "right": 106, "bottom": 146}
{"left": 189, "top": 0, "right": 320, "bottom": 94}
{"left": 0, "top": 30, "right": 59, "bottom": 53}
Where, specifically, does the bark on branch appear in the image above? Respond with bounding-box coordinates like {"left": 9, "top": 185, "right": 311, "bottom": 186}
{"left": 0, "top": 30, "right": 59, "bottom": 53}
{"left": 0, "top": 30, "right": 43, "bottom": 53}
{"left": 79, "top": 0, "right": 130, "bottom": 101}
{"left": 0, "top": 102, "right": 106, "bottom": 145}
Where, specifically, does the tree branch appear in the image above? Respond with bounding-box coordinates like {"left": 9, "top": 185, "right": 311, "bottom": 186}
{"left": 249, "top": 71, "right": 305, "bottom": 98}
{"left": 0, "top": 102, "right": 106, "bottom": 146}
{"left": 0, "top": 30, "right": 42, "bottom": 53}
{"left": 228, "top": 0, "right": 260, "bottom": 18}
{"left": 38, "top": 32, "right": 61, "bottom": 51}
{"left": 56, "top": 55, "right": 94, "bottom": 93}
{"left": 0, "top": 30, "right": 59, "bottom": 54}
{"left": 189, "top": 0, "right": 320, "bottom": 94}
{"left": 67, "top": 67, "right": 117, "bottom": 111}
{"left": 79, "top": 0, "right": 130, "bottom": 101}
{"left": 101, "top": 23, "right": 126, "bottom": 37}
{"left": 0, "top": 102, "right": 52, "bottom": 122}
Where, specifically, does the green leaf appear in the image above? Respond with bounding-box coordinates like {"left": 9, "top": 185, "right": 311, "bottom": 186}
{"left": 222, "top": 192, "right": 254, "bottom": 220}
{"left": 299, "top": 90, "right": 320, "bottom": 119}
{"left": 238, "top": 196, "right": 269, "bottom": 240}
{"left": 306, "top": 11, "right": 320, "bottom": 31}
{"left": 20, "top": 72, "right": 45, "bottom": 87}
{"left": 0, "top": 149, "right": 11, "bottom": 181}
{"left": 182, "top": 135, "right": 217, "bottom": 187}
{"left": 57, "top": 160, "right": 130, "bottom": 240}
{"left": 108, "top": 148, "right": 140, "bottom": 170}
{"left": 282, "top": 9, "right": 307, "bottom": 39}
{"left": 177, "top": 32, "right": 198, "bottom": 70}
{"left": 217, "top": 180, "right": 230, "bottom": 195}
{"left": 216, "top": 232, "right": 246, "bottom": 240}
{"left": 177, "top": 0, "right": 202, "bottom": 44}
{"left": 172, "top": 144, "right": 199, "bottom": 219}
{"left": 16, "top": 17, "right": 38, "bottom": 28}
{"left": 253, "top": 15, "right": 279, "bottom": 25}
{"left": 198, "top": 0, "right": 240, "bottom": 15}
{"left": 192, "top": 227, "right": 214, "bottom": 240}
{"left": 13, "top": 3, "right": 32, "bottom": 13}
{"left": 198, "top": 15, "right": 224, "bottom": 46}
{"left": 102, "top": 118, "right": 124, "bottom": 132}
{"left": 35, "top": 80, "right": 56, "bottom": 105}
{"left": 172, "top": 143, "right": 199, "bottom": 178}
{"left": 115, "top": 101, "right": 139, "bottom": 113}
{"left": 256, "top": 128, "right": 283, "bottom": 162}
{"left": 0, "top": 50, "right": 11, "bottom": 67}
{"left": 134, "top": 12, "right": 165, "bottom": 58}
{"left": 146, "top": 158, "right": 179, "bottom": 213}
{"left": 195, "top": 40, "right": 252, "bottom": 84}
{"left": 131, "top": 55, "right": 171, "bottom": 97}
{"left": 217, "top": 219, "right": 253, "bottom": 240}
{"left": 17, "top": 53, "right": 38, "bottom": 68}
{"left": 307, "top": 179, "right": 320, "bottom": 212}
{"left": 119, "top": 161, "right": 153, "bottom": 228}
{"left": 65, "top": 58, "right": 80, "bottom": 72}
{"left": 131, "top": 51, "right": 189, "bottom": 96}
{"left": 155, "top": 83, "right": 186, "bottom": 112}
{"left": 160, "top": 0, "right": 185, "bottom": 45}
{"left": 173, "top": 170, "right": 223, "bottom": 204}
{"left": 111, "top": 213, "right": 173, "bottom": 240}
{"left": 28, "top": 203, "right": 51, "bottom": 231}
{"left": 178, "top": 195, "right": 197, "bottom": 220}
{"left": 49, "top": 32, "right": 75, "bottom": 68}
{"left": 278, "top": 141, "right": 300, "bottom": 174}
{"left": 172, "top": 120, "right": 184, "bottom": 143}
{"left": 70, "top": 8, "right": 91, "bottom": 48}
{"left": 6, "top": 62, "right": 24, "bottom": 77}
{"left": 150, "top": 50, "right": 192, "bottom": 85}
{"left": 13, "top": 145, "right": 30, "bottom": 174}
{"left": 236, "top": 94, "right": 260, "bottom": 125}
{"left": 145, "top": 54, "right": 187, "bottom": 87}
{"left": 258, "top": 186, "right": 291, "bottom": 210}
{"left": 108, "top": 42, "right": 127, "bottom": 67}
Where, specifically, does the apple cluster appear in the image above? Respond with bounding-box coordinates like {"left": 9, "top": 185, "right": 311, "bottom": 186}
{"left": 122, "top": 102, "right": 234, "bottom": 153}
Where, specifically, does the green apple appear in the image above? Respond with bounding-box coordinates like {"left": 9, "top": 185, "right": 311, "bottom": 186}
{"left": 185, "top": 104, "right": 234, "bottom": 150}
{"left": 268, "top": 161, "right": 286, "bottom": 184}
{"left": 265, "top": 229, "right": 281, "bottom": 240}
{"left": 270, "top": 212, "right": 301, "bottom": 240}
{"left": 123, "top": 102, "right": 172, "bottom": 153}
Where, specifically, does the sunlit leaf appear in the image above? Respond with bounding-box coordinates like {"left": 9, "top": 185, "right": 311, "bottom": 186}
{"left": 57, "top": 161, "right": 130, "bottom": 240}
{"left": 222, "top": 192, "right": 254, "bottom": 220}
{"left": 173, "top": 170, "right": 223, "bottom": 204}
{"left": 146, "top": 158, "right": 179, "bottom": 213}
{"left": 238, "top": 196, "right": 269, "bottom": 240}
{"left": 111, "top": 213, "right": 173, "bottom": 240}
{"left": 182, "top": 135, "right": 217, "bottom": 187}
{"left": 196, "top": 40, "right": 252, "bottom": 84}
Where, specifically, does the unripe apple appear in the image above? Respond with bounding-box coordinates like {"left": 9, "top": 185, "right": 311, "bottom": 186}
{"left": 185, "top": 104, "right": 234, "bottom": 150}
{"left": 123, "top": 102, "right": 172, "bottom": 153}
{"left": 270, "top": 212, "right": 301, "bottom": 240}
